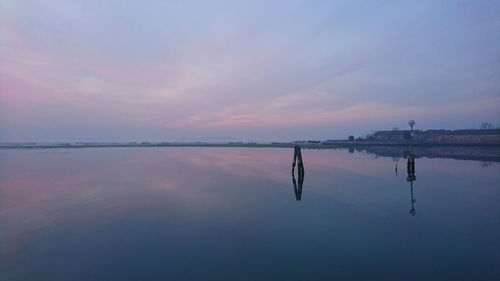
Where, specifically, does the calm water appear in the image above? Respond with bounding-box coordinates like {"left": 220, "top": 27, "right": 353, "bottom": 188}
{"left": 1, "top": 147, "right": 499, "bottom": 280}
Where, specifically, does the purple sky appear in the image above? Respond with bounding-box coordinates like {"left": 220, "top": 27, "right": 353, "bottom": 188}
{"left": 1, "top": 0, "right": 499, "bottom": 142}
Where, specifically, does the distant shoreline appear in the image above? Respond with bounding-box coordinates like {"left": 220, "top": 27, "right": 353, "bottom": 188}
{"left": 2, "top": 143, "right": 499, "bottom": 162}
{"left": 3, "top": 129, "right": 499, "bottom": 149}
{"left": 1, "top": 142, "right": 499, "bottom": 149}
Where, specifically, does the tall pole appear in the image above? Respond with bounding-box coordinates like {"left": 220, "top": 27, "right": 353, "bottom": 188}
{"left": 408, "top": 120, "right": 415, "bottom": 155}
{"left": 407, "top": 120, "right": 416, "bottom": 216}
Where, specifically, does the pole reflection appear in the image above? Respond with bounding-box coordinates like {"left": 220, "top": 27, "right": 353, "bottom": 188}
{"left": 407, "top": 120, "right": 417, "bottom": 216}
{"left": 407, "top": 154, "right": 416, "bottom": 216}
{"left": 292, "top": 145, "right": 305, "bottom": 201}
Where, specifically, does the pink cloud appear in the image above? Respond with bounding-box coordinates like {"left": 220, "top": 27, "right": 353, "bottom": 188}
{"left": 169, "top": 97, "right": 500, "bottom": 129}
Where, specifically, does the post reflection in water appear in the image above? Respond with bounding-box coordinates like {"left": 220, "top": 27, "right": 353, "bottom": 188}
{"left": 407, "top": 154, "right": 416, "bottom": 216}
{"left": 292, "top": 145, "right": 305, "bottom": 201}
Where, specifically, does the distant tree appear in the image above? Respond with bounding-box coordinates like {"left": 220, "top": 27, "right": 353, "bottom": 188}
{"left": 403, "top": 131, "right": 412, "bottom": 140}
{"left": 481, "top": 122, "right": 493, "bottom": 129}
{"left": 348, "top": 135, "right": 355, "bottom": 141}
{"left": 392, "top": 127, "right": 400, "bottom": 131}
{"left": 408, "top": 120, "right": 415, "bottom": 130}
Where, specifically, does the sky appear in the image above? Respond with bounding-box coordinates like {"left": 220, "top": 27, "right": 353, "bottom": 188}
{"left": 1, "top": 0, "right": 499, "bottom": 142}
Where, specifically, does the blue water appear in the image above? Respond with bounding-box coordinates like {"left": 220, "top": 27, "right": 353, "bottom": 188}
{"left": 1, "top": 148, "right": 499, "bottom": 280}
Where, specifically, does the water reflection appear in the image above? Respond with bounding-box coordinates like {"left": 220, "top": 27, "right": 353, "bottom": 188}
{"left": 292, "top": 172, "right": 304, "bottom": 201}
{"left": 407, "top": 154, "right": 416, "bottom": 216}
{"left": 292, "top": 146, "right": 305, "bottom": 201}
{"left": 358, "top": 145, "right": 500, "bottom": 163}
{"left": 1, "top": 148, "right": 499, "bottom": 280}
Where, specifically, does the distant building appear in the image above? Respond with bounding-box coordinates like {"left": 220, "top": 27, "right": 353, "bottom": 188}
{"left": 371, "top": 129, "right": 500, "bottom": 145}
{"left": 372, "top": 130, "right": 414, "bottom": 141}
{"left": 423, "top": 129, "right": 500, "bottom": 145}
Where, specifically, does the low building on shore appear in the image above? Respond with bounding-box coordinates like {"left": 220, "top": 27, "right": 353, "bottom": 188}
{"left": 370, "top": 129, "right": 500, "bottom": 145}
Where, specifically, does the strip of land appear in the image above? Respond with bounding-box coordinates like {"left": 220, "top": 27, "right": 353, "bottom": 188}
{"left": 1, "top": 142, "right": 499, "bottom": 162}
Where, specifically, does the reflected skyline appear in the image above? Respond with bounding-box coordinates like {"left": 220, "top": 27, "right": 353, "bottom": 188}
{"left": 357, "top": 145, "right": 500, "bottom": 163}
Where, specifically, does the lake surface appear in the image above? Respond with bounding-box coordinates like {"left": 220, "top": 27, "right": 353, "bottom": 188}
{"left": 1, "top": 147, "right": 499, "bottom": 280}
